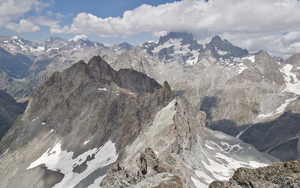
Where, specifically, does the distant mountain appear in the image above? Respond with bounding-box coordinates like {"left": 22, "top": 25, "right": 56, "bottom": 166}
{"left": 1, "top": 32, "right": 300, "bottom": 163}
{"left": 206, "top": 35, "right": 249, "bottom": 58}
{"left": 0, "top": 90, "right": 25, "bottom": 141}
{"left": 109, "top": 32, "right": 300, "bottom": 161}
{"left": 0, "top": 36, "right": 133, "bottom": 102}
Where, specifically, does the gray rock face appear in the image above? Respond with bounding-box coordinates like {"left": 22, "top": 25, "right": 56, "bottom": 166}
{"left": 0, "top": 90, "right": 25, "bottom": 140}
{"left": 100, "top": 97, "right": 274, "bottom": 188}
{"left": 209, "top": 159, "right": 300, "bottom": 188}
{"left": 206, "top": 35, "right": 249, "bottom": 59}
{"left": 0, "top": 56, "right": 173, "bottom": 188}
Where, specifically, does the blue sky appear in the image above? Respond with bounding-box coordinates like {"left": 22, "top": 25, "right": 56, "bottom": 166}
{"left": 0, "top": 0, "right": 300, "bottom": 58}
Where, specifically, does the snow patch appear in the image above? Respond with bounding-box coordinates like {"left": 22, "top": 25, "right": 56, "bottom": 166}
{"left": 219, "top": 142, "right": 243, "bottom": 153}
{"left": 27, "top": 140, "right": 118, "bottom": 188}
{"left": 30, "top": 46, "right": 45, "bottom": 52}
{"left": 152, "top": 38, "right": 182, "bottom": 54}
{"left": 237, "top": 63, "right": 247, "bottom": 74}
{"left": 215, "top": 46, "right": 228, "bottom": 56}
{"left": 258, "top": 96, "right": 298, "bottom": 119}
{"left": 191, "top": 177, "right": 208, "bottom": 188}
{"left": 98, "top": 88, "right": 107, "bottom": 92}
{"left": 0, "top": 149, "right": 9, "bottom": 158}
{"left": 195, "top": 170, "right": 214, "bottom": 186}
{"left": 84, "top": 140, "right": 90, "bottom": 145}
{"left": 242, "top": 55, "right": 255, "bottom": 63}
{"left": 281, "top": 64, "right": 300, "bottom": 95}
{"left": 201, "top": 152, "right": 268, "bottom": 182}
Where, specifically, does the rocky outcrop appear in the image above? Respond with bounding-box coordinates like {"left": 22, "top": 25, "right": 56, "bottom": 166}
{"left": 101, "top": 147, "right": 181, "bottom": 187}
{"left": 99, "top": 96, "right": 274, "bottom": 188}
{"left": 209, "top": 159, "right": 300, "bottom": 188}
{"left": 100, "top": 97, "right": 206, "bottom": 187}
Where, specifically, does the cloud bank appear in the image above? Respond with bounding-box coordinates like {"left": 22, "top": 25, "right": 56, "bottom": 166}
{"left": 50, "top": 0, "right": 300, "bottom": 58}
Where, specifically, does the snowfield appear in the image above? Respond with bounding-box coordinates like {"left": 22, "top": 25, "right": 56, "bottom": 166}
{"left": 27, "top": 140, "right": 118, "bottom": 188}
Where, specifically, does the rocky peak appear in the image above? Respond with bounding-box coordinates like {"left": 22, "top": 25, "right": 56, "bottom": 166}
{"left": 158, "top": 32, "right": 193, "bottom": 46}
{"left": 87, "top": 55, "right": 118, "bottom": 83}
{"left": 162, "top": 81, "right": 173, "bottom": 101}
{"left": 206, "top": 35, "right": 248, "bottom": 58}
{"left": 254, "top": 50, "right": 285, "bottom": 85}
{"left": 118, "top": 42, "right": 133, "bottom": 51}
{"left": 117, "top": 68, "right": 162, "bottom": 94}
{"left": 285, "top": 53, "right": 300, "bottom": 67}
{"left": 76, "top": 39, "right": 97, "bottom": 48}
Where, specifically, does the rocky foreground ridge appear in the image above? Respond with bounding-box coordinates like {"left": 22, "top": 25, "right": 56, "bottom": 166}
{"left": 209, "top": 159, "right": 300, "bottom": 188}
{"left": 0, "top": 56, "right": 276, "bottom": 188}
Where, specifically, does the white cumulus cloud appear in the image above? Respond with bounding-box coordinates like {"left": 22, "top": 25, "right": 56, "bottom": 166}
{"left": 0, "top": 0, "right": 55, "bottom": 32}
{"left": 72, "top": 34, "right": 88, "bottom": 42}
{"left": 6, "top": 19, "right": 40, "bottom": 33}
{"left": 51, "top": 0, "right": 300, "bottom": 58}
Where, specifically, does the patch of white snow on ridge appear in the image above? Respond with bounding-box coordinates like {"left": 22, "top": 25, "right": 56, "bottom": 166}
{"left": 0, "top": 149, "right": 9, "bottom": 158}
{"left": 98, "top": 88, "right": 107, "bottom": 91}
{"left": 215, "top": 46, "right": 228, "bottom": 56}
{"left": 237, "top": 63, "right": 247, "bottom": 74}
{"left": 186, "top": 50, "right": 200, "bottom": 65}
{"left": 219, "top": 142, "right": 243, "bottom": 153}
{"left": 191, "top": 177, "right": 208, "bottom": 188}
{"left": 84, "top": 140, "right": 90, "bottom": 145}
{"left": 281, "top": 64, "right": 300, "bottom": 95}
{"left": 194, "top": 170, "right": 215, "bottom": 187}
{"left": 30, "top": 46, "right": 45, "bottom": 52}
{"left": 200, "top": 152, "right": 268, "bottom": 182}
{"left": 152, "top": 38, "right": 183, "bottom": 54}
{"left": 242, "top": 55, "right": 255, "bottom": 63}
{"left": 258, "top": 96, "right": 298, "bottom": 119}
{"left": 27, "top": 140, "right": 118, "bottom": 188}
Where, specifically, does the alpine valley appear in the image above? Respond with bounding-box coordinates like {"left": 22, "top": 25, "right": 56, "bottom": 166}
{"left": 0, "top": 32, "right": 300, "bottom": 188}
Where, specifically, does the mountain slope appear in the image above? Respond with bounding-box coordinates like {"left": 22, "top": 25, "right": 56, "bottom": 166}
{"left": 0, "top": 56, "right": 172, "bottom": 188}
{"left": 0, "top": 56, "right": 274, "bottom": 188}
{"left": 0, "top": 90, "right": 25, "bottom": 140}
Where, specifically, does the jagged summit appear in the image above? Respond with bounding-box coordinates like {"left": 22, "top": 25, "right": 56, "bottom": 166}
{"left": 118, "top": 42, "right": 133, "bottom": 50}
{"left": 158, "top": 32, "right": 194, "bottom": 46}
{"left": 206, "top": 35, "right": 249, "bottom": 58}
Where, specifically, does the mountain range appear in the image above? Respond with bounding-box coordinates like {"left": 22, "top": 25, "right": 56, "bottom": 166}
{"left": 0, "top": 32, "right": 300, "bottom": 187}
